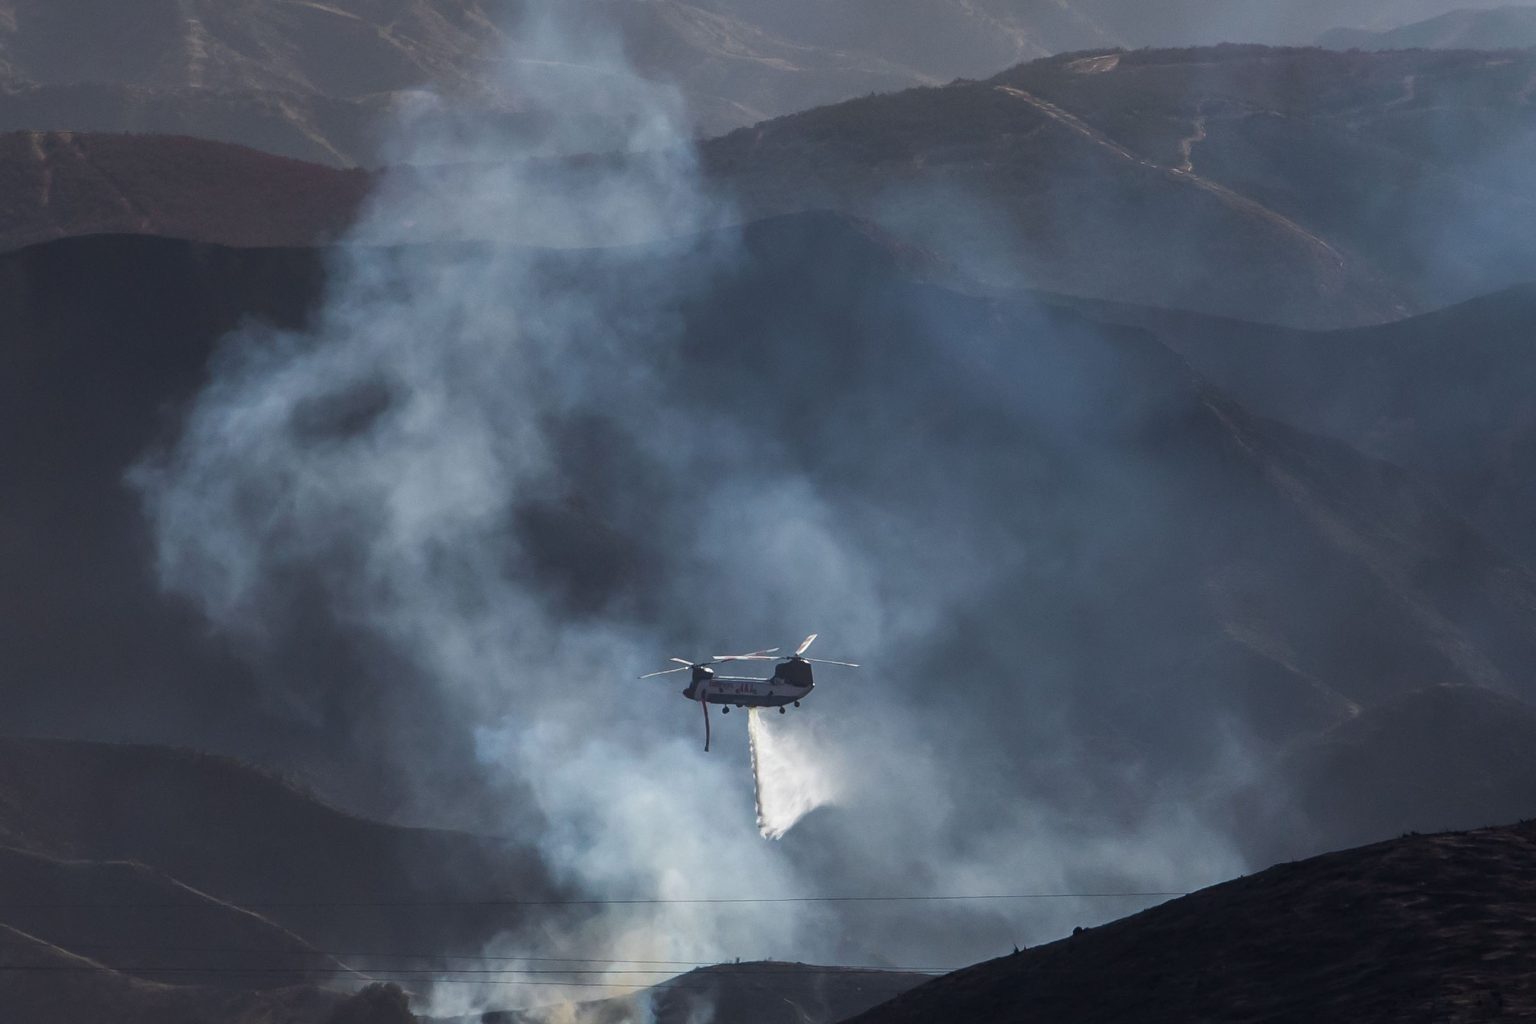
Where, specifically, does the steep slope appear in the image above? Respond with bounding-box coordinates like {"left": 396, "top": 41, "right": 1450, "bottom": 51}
{"left": 0, "top": 924, "right": 365, "bottom": 1024}
{"left": 9, "top": 218, "right": 1536, "bottom": 915}
{"left": 1321, "top": 5, "right": 1536, "bottom": 50}
{"left": 504, "top": 209, "right": 1536, "bottom": 833}
{"left": 1, "top": 1, "right": 1521, "bottom": 163}
{"left": 1069, "top": 0, "right": 1514, "bottom": 46}
{"left": 695, "top": 0, "right": 1101, "bottom": 78}
{"left": 0, "top": 0, "right": 938, "bottom": 156}
{"left": 1060, "top": 283, "right": 1536, "bottom": 566}
{"left": 0, "top": 844, "right": 353, "bottom": 989}
{"left": 0, "top": 0, "right": 513, "bottom": 97}
{"left": 1239, "top": 686, "right": 1536, "bottom": 865}
{"left": 0, "top": 84, "right": 485, "bottom": 169}
{"left": 705, "top": 45, "right": 1536, "bottom": 326}
{"left": 8, "top": 47, "right": 1536, "bottom": 325}
{"left": 0, "top": 131, "right": 369, "bottom": 249}
{"left": 0, "top": 738, "right": 572, "bottom": 961}
{"left": 844, "top": 820, "right": 1536, "bottom": 1023}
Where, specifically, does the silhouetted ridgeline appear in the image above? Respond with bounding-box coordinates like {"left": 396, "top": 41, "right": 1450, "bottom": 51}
{"left": 846, "top": 821, "right": 1536, "bottom": 1023}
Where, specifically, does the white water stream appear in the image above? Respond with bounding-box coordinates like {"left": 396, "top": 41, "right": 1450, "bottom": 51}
{"left": 746, "top": 708, "right": 838, "bottom": 839}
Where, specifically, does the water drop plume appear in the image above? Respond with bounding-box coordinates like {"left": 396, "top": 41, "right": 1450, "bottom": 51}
{"left": 747, "top": 708, "right": 837, "bottom": 840}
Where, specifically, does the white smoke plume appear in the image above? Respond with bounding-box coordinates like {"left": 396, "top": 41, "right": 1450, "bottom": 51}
{"left": 130, "top": 4, "right": 849, "bottom": 1009}
{"left": 130, "top": 0, "right": 1253, "bottom": 1007}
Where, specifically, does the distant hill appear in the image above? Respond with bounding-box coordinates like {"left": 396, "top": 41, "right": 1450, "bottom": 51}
{"left": 845, "top": 819, "right": 1536, "bottom": 1023}
{"left": 0, "top": 735, "right": 929, "bottom": 1022}
{"left": 436, "top": 961, "right": 932, "bottom": 1024}
{"left": 9, "top": 221, "right": 1536, "bottom": 870}
{"left": 0, "top": 131, "right": 368, "bottom": 250}
{"left": 580, "top": 962, "right": 929, "bottom": 1024}
{"left": 729, "top": 0, "right": 1516, "bottom": 57}
{"left": 1064, "top": 0, "right": 1513, "bottom": 46}
{"left": 0, "top": 735, "right": 575, "bottom": 1020}
{"left": 1059, "top": 282, "right": 1536, "bottom": 567}
{"left": 1238, "top": 686, "right": 1536, "bottom": 865}
{"left": 0, "top": 738, "right": 570, "bottom": 958}
{"left": 0, "top": 0, "right": 941, "bottom": 159}
{"left": 0, "top": 925, "right": 378, "bottom": 1024}
{"left": 0, "top": 843, "right": 352, "bottom": 990}
{"left": 704, "top": 45, "right": 1536, "bottom": 326}
{"left": 1321, "top": 5, "right": 1536, "bottom": 49}
{"left": 0, "top": 2, "right": 1516, "bottom": 165}
{"left": 8, "top": 47, "right": 1536, "bottom": 326}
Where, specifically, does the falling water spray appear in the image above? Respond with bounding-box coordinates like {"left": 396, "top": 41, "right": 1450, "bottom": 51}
{"left": 747, "top": 708, "right": 839, "bottom": 839}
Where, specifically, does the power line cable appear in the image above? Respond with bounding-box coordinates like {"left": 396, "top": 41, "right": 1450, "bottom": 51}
{"left": 0, "top": 940, "right": 951, "bottom": 971}
{"left": 0, "top": 890, "right": 1188, "bottom": 910}
{"left": 0, "top": 966, "right": 856, "bottom": 989}
{"left": 0, "top": 966, "right": 949, "bottom": 978}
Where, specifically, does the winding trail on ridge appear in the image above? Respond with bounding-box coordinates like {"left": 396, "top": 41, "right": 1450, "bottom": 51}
{"left": 993, "top": 85, "right": 1345, "bottom": 267}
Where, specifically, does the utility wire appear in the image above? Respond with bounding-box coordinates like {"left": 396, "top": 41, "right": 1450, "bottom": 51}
{"left": 0, "top": 967, "right": 837, "bottom": 989}
{"left": 0, "top": 966, "right": 949, "bottom": 978}
{"left": 0, "top": 942, "right": 716, "bottom": 965}
{"left": 0, "top": 891, "right": 1187, "bottom": 910}
{"left": 0, "top": 940, "right": 951, "bottom": 971}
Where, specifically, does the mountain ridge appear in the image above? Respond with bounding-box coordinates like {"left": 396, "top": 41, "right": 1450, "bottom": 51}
{"left": 1321, "top": 5, "right": 1536, "bottom": 50}
{"left": 5, "top": 45, "right": 1529, "bottom": 327}
{"left": 843, "top": 818, "right": 1536, "bottom": 1023}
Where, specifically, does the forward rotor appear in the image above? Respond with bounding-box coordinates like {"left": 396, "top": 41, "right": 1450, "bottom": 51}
{"left": 785, "top": 633, "right": 859, "bottom": 668}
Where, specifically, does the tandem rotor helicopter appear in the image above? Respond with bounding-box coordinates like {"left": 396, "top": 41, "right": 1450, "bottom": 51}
{"left": 640, "top": 634, "right": 858, "bottom": 752}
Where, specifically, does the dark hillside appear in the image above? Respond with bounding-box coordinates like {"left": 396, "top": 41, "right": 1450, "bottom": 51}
{"left": 704, "top": 46, "right": 1536, "bottom": 326}
{"left": 6, "top": 45, "right": 1536, "bottom": 327}
{"left": 0, "top": 1, "right": 1511, "bottom": 161}
{"left": 1239, "top": 685, "right": 1536, "bottom": 864}
{"left": 0, "top": 236, "right": 326, "bottom": 759}
{"left": 0, "top": 844, "right": 352, "bottom": 989}
{"left": 844, "top": 820, "right": 1536, "bottom": 1023}
{"left": 0, "top": 738, "right": 572, "bottom": 962}
{"left": 0, "top": 0, "right": 939, "bottom": 152}
{"left": 538, "top": 211, "right": 1536, "bottom": 850}
{"left": 7, "top": 219, "right": 1536, "bottom": 924}
{"left": 0, "top": 925, "right": 353, "bottom": 1024}
{"left": 1058, "top": 283, "right": 1536, "bottom": 567}
{"left": 0, "top": 84, "right": 397, "bottom": 168}
{"left": 0, "top": 132, "right": 369, "bottom": 250}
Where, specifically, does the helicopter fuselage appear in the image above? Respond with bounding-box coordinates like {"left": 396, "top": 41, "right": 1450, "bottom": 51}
{"left": 642, "top": 637, "right": 853, "bottom": 750}
{"left": 684, "top": 663, "right": 814, "bottom": 709}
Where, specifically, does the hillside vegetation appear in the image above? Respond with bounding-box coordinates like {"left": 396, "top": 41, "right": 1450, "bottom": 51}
{"left": 847, "top": 820, "right": 1536, "bottom": 1023}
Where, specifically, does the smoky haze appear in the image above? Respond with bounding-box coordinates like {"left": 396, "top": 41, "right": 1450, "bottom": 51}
{"left": 129, "top": 0, "right": 1252, "bottom": 991}
{"left": 113, "top": 0, "right": 1536, "bottom": 1015}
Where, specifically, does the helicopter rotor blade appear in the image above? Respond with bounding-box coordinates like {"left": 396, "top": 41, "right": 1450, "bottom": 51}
{"left": 794, "top": 634, "right": 819, "bottom": 657}
{"left": 804, "top": 657, "right": 859, "bottom": 668}
{"left": 640, "top": 665, "right": 692, "bottom": 679}
{"left": 713, "top": 648, "right": 780, "bottom": 662}
{"left": 670, "top": 658, "right": 695, "bottom": 666}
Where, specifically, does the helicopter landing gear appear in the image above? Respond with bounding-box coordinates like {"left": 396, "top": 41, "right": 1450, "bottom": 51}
{"left": 779, "top": 706, "right": 786, "bottom": 714}
{"left": 793, "top": 701, "right": 801, "bottom": 708}
{"left": 721, "top": 706, "right": 729, "bottom": 714}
